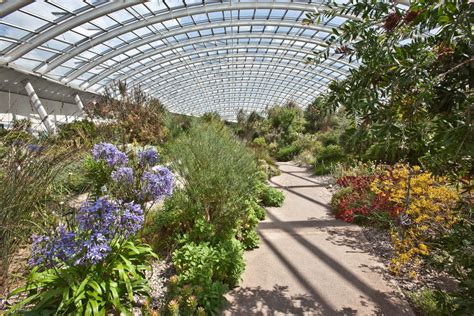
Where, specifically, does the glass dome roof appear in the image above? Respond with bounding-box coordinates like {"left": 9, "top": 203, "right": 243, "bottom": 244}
{"left": 0, "top": 0, "right": 358, "bottom": 120}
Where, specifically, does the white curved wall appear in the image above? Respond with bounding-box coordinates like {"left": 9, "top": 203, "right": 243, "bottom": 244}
{"left": 0, "top": 90, "right": 84, "bottom": 132}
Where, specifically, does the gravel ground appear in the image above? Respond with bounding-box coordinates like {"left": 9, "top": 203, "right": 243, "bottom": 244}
{"left": 133, "top": 259, "right": 174, "bottom": 315}
{"left": 146, "top": 259, "right": 174, "bottom": 310}
{"left": 362, "top": 227, "right": 458, "bottom": 293}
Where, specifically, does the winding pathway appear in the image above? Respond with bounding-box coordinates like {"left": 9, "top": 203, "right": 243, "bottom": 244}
{"left": 223, "top": 162, "right": 413, "bottom": 315}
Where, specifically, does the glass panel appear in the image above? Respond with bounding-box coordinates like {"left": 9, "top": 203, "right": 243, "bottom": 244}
{"left": 0, "top": 24, "right": 30, "bottom": 39}
{"left": 2, "top": 11, "right": 49, "bottom": 31}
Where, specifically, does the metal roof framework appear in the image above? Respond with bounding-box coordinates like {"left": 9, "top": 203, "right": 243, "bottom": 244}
{"left": 0, "top": 0, "right": 359, "bottom": 119}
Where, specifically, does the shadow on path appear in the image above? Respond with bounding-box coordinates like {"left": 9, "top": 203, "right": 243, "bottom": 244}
{"left": 226, "top": 284, "right": 358, "bottom": 316}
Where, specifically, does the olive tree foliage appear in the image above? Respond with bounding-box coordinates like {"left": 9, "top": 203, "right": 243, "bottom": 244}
{"left": 304, "top": 0, "right": 473, "bottom": 181}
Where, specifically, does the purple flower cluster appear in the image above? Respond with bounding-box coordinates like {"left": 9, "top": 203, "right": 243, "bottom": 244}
{"left": 138, "top": 148, "right": 159, "bottom": 166}
{"left": 26, "top": 144, "right": 44, "bottom": 153}
{"left": 29, "top": 198, "right": 144, "bottom": 268}
{"left": 29, "top": 226, "right": 77, "bottom": 268}
{"left": 141, "top": 165, "right": 174, "bottom": 202}
{"left": 111, "top": 167, "right": 134, "bottom": 184}
{"left": 92, "top": 143, "right": 128, "bottom": 167}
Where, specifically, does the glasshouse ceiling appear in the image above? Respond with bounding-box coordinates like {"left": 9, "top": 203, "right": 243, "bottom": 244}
{"left": 0, "top": 0, "right": 358, "bottom": 120}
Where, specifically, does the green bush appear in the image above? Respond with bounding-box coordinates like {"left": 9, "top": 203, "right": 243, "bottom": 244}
{"left": 53, "top": 156, "right": 89, "bottom": 195}
{"left": 166, "top": 123, "right": 257, "bottom": 236}
{"left": 257, "top": 183, "right": 285, "bottom": 207}
{"left": 57, "top": 119, "right": 97, "bottom": 146}
{"left": 214, "top": 237, "right": 245, "bottom": 286}
{"left": 314, "top": 144, "right": 345, "bottom": 175}
{"left": 237, "top": 199, "right": 265, "bottom": 250}
{"left": 406, "top": 289, "right": 450, "bottom": 316}
{"left": 257, "top": 158, "right": 280, "bottom": 178}
{"left": 171, "top": 237, "right": 244, "bottom": 313}
{"left": 159, "top": 122, "right": 262, "bottom": 314}
{"left": 2, "top": 130, "right": 33, "bottom": 146}
{"left": 275, "top": 145, "right": 301, "bottom": 162}
{"left": 316, "top": 130, "right": 340, "bottom": 146}
{"left": 254, "top": 203, "right": 266, "bottom": 221}
{"left": 9, "top": 240, "right": 157, "bottom": 314}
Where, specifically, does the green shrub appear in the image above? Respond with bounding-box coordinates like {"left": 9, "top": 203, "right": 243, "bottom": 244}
{"left": 254, "top": 203, "right": 266, "bottom": 221}
{"left": 173, "top": 242, "right": 219, "bottom": 286}
{"left": 142, "top": 191, "right": 192, "bottom": 252}
{"left": 214, "top": 237, "right": 245, "bottom": 286}
{"left": 237, "top": 199, "right": 265, "bottom": 250}
{"left": 171, "top": 237, "right": 244, "bottom": 313}
{"left": 240, "top": 229, "right": 260, "bottom": 250}
{"left": 314, "top": 144, "right": 345, "bottom": 175}
{"left": 294, "top": 149, "right": 316, "bottom": 166}
{"left": 9, "top": 240, "right": 157, "bottom": 314}
{"left": 0, "top": 144, "right": 74, "bottom": 289}
{"left": 275, "top": 145, "right": 301, "bottom": 162}
{"left": 158, "top": 123, "right": 260, "bottom": 313}
{"left": 316, "top": 130, "right": 340, "bottom": 146}
{"left": 257, "top": 158, "right": 280, "bottom": 178}
{"left": 166, "top": 123, "right": 257, "bottom": 236}
{"left": 251, "top": 136, "right": 266, "bottom": 148}
{"left": 57, "top": 119, "right": 97, "bottom": 146}
{"left": 257, "top": 183, "right": 285, "bottom": 207}
{"left": 2, "top": 130, "right": 33, "bottom": 146}
{"left": 406, "top": 289, "right": 450, "bottom": 316}
{"left": 53, "top": 156, "right": 89, "bottom": 195}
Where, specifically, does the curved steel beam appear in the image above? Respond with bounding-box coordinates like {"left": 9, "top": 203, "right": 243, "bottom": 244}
{"left": 157, "top": 83, "right": 315, "bottom": 104}
{"left": 142, "top": 73, "right": 329, "bottom": 101}
{"left": 3, "top": 1, "right": 145, "bottom": 63}
{"left": 158, "top": 77, "right": 322, "bottom": 98}
{"left": 78, "top": 32, "right": 340, "bottom": 87}
{"left": 108, "top": 48, "right": 346, "bottom": 91}
{"left": 109, "top": 45, "right": 348, "bottom": 85}
{"left": 0, "top": 0, "right": 33, "bottom": 18}
{"left": 137, "top": 62, "right": 339, "bottom": 93}
{"left": 154, "top": 73, "right": 325, "bottom": 97}
{"left": 168, "top": 93, "right": 312, "bottom": 113}
{"left": 40, "top": 18, "right": 329, "bottom": 75}
{"left": 80, "top": 33, "right": 329, "bottom": 87}
{"left": 144, "top": 72, "right": 325, "bottom": 102}
{"left": 157, "top": 85, "right": 314, "bottom": 109}
{"left": 85, "top": 40, "right": 347, "bottom": 89}
{"left": 39, "top": 2, "right": 355, "bottom": 75}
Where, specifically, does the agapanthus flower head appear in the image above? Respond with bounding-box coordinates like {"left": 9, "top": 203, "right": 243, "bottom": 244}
{"left": 26, "top": 144, "right": 44, "bottom": 153}
{"left": 29, "top": 225, "right": 77, "bottom": 268}
{"left": 111, "top": 167, "right": 134, "bottom": 184}
{"left": 29, "top": 198, "right": 146, "bottom": 269}
{"left": 77, "top": 232, "right": 111, "bottom": 265}
{"left": 138, "top": 148, "right": 159, "bottom": 166}
{"left": 118, "top": 202, "right": 144, "bottom": 237}
{"left": 92, "top": 142, "right": 128, "bottom": 167}
{"left": 141, "top": 166, "right": 174, "bottom": 202}
{"left": 76, "top": 197, "right": 119, "bottom": 234}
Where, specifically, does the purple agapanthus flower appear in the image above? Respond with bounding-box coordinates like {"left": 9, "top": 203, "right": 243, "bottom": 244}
{"left": 76, "top": 198, "right": 119, "bottom": 234}
{"left": 118, "top": 202, "right": 144, "bottom": 237}
{"left": 141, "top": 166, "right": 174, "bottom": 202}
{"left": 26, "top": 144, "right": 44, "bottom": 153}
{"left": 29, "top": 226, "right": 77, "bottom": 268}
{"left": 111, "top": 167, "right": 134, "bottom": 184}
{"left": 29, "top": 198, "right": 145, "bottom": 268}
{"left": 138, "top": 148, "right": 159, "bottom": 166}
{"left": 78, "top": 232, "right": 111, "bottom": 265}
{"left": 92, "top": 143, "right": 128, "bottom": 167}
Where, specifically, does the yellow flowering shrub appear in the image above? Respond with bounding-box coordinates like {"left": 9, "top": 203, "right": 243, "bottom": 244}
{"left": 371, "top": 164, "right": 460, "bottom": 274}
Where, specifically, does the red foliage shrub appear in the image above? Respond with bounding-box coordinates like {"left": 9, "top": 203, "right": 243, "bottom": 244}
{"left": 332, "top": 174, "right": 399, "bottom": 223}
